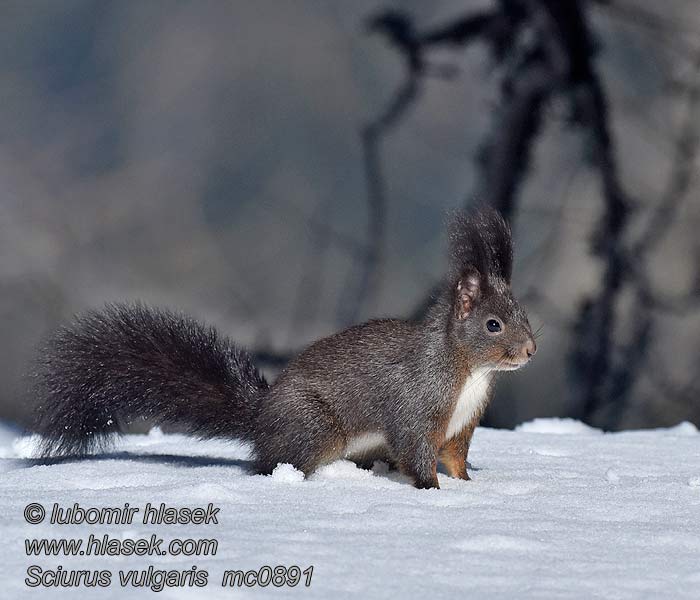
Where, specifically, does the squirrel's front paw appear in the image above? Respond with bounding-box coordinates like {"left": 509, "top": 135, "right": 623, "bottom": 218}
{"left": 414, "top": 476, "right": 440, "bottom": 490}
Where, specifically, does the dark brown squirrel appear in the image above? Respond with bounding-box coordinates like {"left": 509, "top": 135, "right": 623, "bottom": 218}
{"left": 32, "top": 207, "right": 536, "bottom": 489}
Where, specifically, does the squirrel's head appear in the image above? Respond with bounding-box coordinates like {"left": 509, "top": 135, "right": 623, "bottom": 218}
{"left": 447, "top": 207, "right": 536, "bottom": 371}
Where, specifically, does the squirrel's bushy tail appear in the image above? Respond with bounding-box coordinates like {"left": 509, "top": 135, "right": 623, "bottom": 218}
{"left": 33, "top": 303, "right": 268, "bottom": 458}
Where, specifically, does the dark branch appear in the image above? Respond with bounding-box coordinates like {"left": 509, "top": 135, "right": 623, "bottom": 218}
{"left": 339, "top": 12, "right": 425, "bottom": 325}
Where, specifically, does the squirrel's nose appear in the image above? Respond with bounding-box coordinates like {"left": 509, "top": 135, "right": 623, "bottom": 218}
{"left": 522, "top": 338, "right": 537, "bottom": 360}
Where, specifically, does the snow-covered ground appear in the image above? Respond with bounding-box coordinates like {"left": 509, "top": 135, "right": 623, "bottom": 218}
{"left": 1, "top": 419, "right": 699, "bottom": 599}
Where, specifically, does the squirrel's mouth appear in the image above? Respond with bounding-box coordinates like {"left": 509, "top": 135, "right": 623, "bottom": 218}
{"left": 496, "top": 360, "right": 530, "bottom": 371}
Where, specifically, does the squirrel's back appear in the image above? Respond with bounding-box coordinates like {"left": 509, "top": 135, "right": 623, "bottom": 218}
{"left": 274, "top": 318, "right": 446, "bottom": 419}
{"left": 33, "top": 303, "right": 268, "bottom": 457}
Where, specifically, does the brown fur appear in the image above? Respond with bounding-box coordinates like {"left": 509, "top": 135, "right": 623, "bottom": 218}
{"left": 430, "top": 354, "right": 481, "bottom": 481}
{"left": 439, "top": 420, "right": 478, "bottom": 480}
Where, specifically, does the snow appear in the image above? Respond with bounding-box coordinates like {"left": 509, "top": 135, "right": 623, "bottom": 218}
{"left": 270, "top": 462, "right": 305, "bottom": 484}
{"left": 1, "top": 420, "right": 699, "bottom": 599}
{"left": 515, "top": 417, "right": 603, "bottom": 435}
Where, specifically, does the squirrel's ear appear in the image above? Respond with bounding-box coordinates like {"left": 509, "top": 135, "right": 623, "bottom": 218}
{"left": 455, "top": 271, "right": 481, "bottom": 320}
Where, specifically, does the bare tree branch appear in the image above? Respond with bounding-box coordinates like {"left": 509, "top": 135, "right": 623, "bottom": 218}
{"left": 593, "top": 47, "right": 700, "bottom": 427}
{"left": 632, "top": 49, "right": 700, "bottom": 257}
{"left": 326, "top": 1, "right": 700, "bottom": 431}
{"left": 338, "top": 12, "right": 424, "bottom": 326}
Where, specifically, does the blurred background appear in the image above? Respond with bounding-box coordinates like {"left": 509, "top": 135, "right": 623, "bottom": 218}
{"left": 1, "top": 0, "right": 699, "bottom": 431}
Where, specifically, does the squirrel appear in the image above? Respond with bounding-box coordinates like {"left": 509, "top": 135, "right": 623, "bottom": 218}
{"left": 32, "top": 207, "right": 536, "bottom": 489}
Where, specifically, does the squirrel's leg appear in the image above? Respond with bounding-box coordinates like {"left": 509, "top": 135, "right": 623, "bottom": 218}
{"left": 253, "top": 390, "right": 345, "bottom": 477}
{"left": 439, "top": 421, "right": 477, "bottom": 481}
{"left": 396, "top": 435, "right": 440, "bottom": 489}
{"left": 348, "top": 446, "right": 398, "bottom": 471}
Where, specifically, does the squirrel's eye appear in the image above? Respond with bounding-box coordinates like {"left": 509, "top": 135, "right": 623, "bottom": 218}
{"left": 486, "top": 319, "right": 502, "bottom": 333}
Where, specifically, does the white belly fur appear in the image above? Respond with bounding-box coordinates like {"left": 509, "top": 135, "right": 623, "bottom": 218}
{"left": 344, "top": 432, "right": 388, "bottom": 457}
{"left": 445, "top": 368, "right": 493, "bottom": 441}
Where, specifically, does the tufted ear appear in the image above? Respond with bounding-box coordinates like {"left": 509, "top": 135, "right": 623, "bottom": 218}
{"left": 455, "top": 270, "right": 481, "bottom": 320}
{"left": 449, "top": 206, "right": 513, "bottom": 284}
